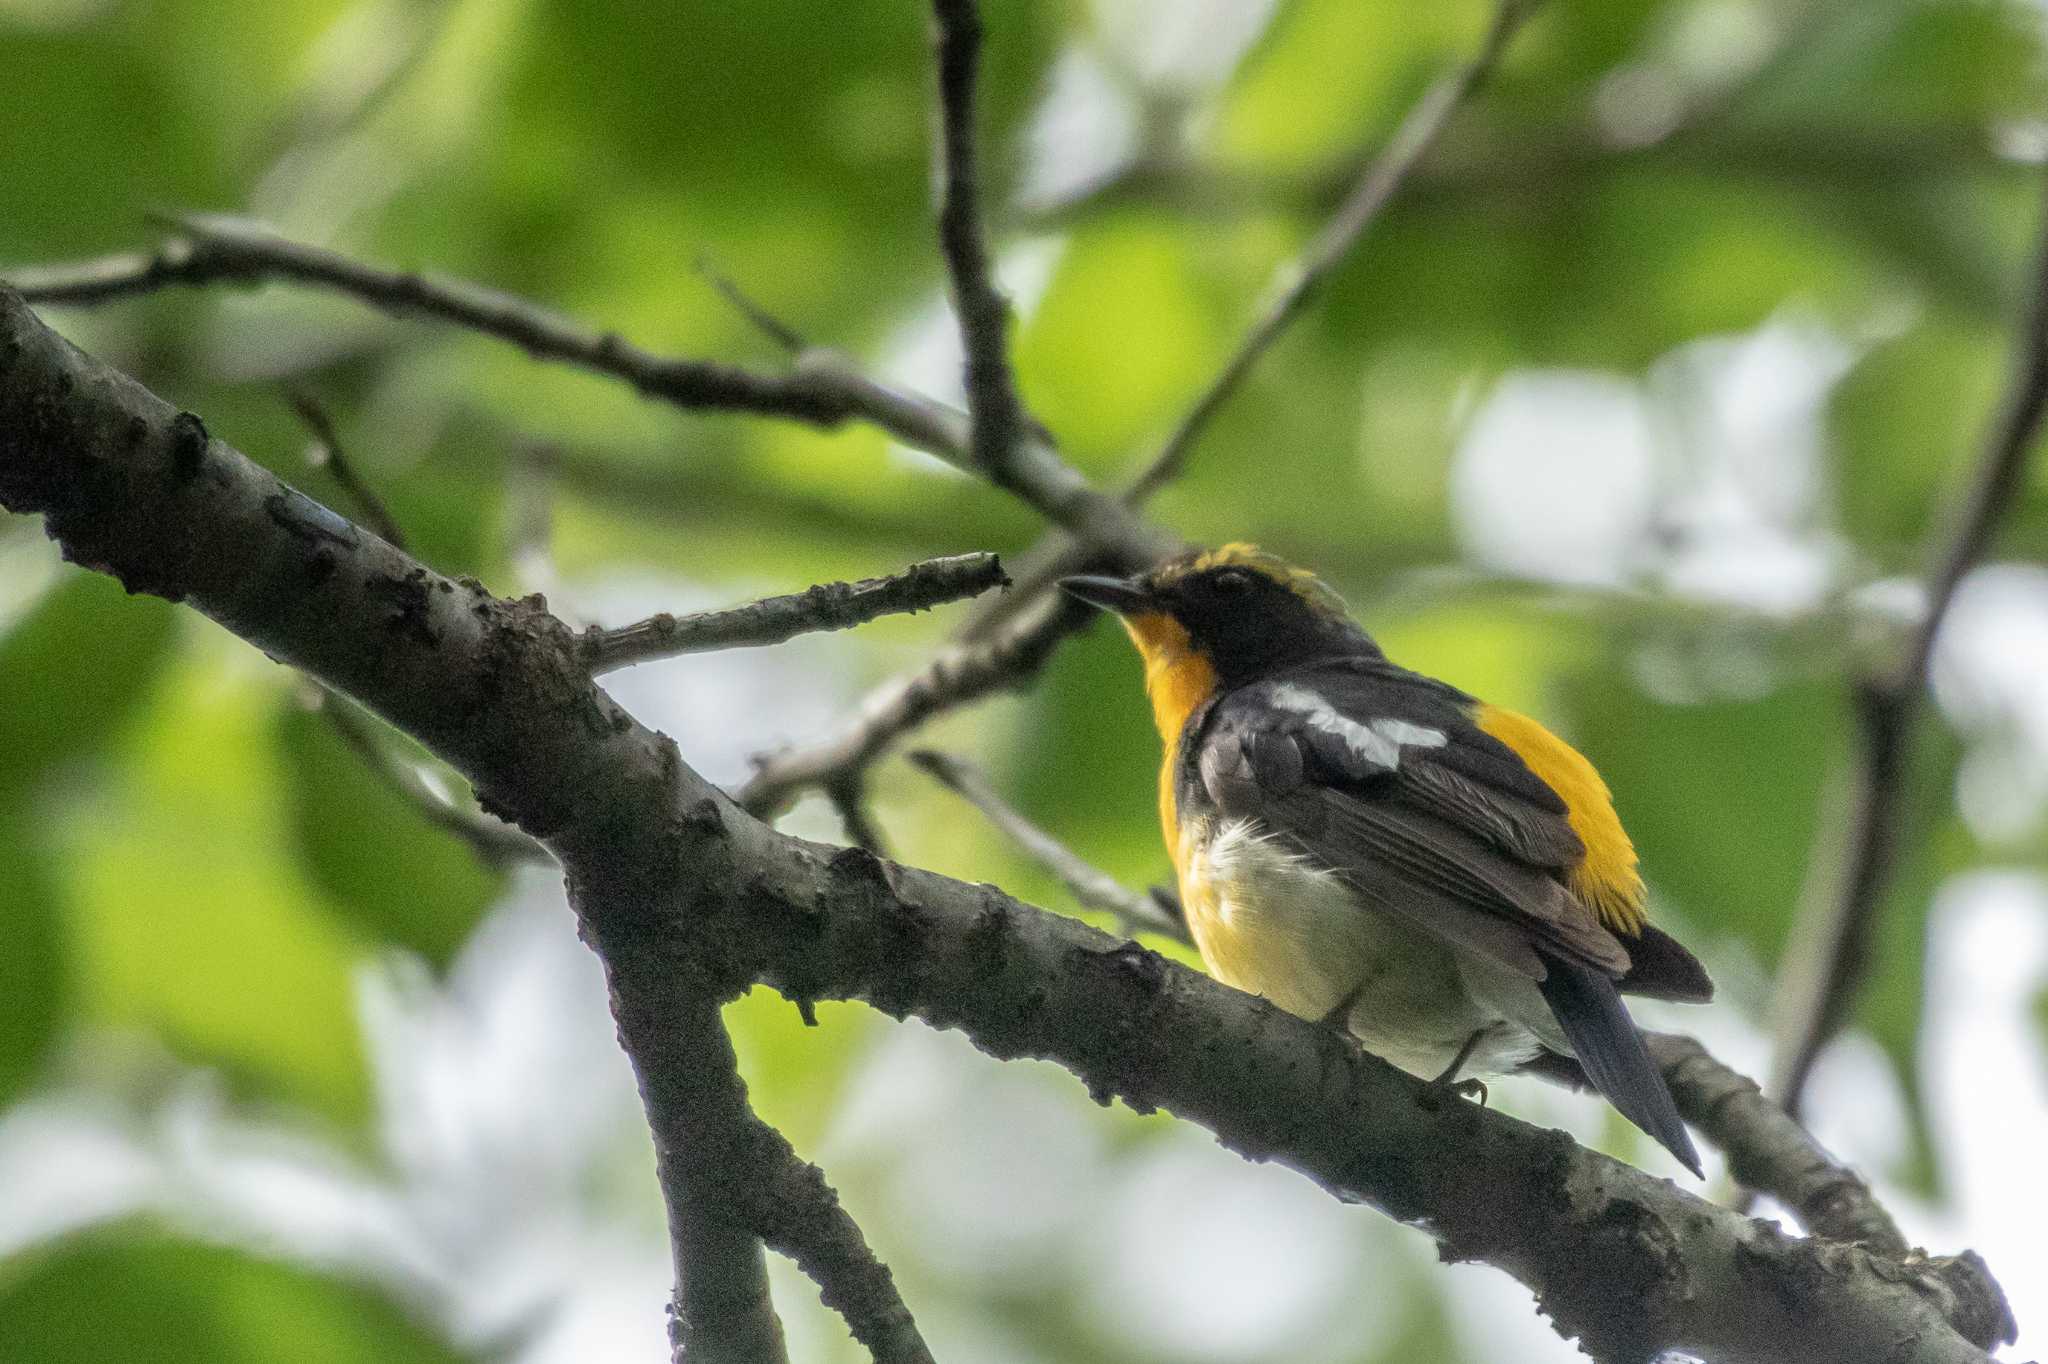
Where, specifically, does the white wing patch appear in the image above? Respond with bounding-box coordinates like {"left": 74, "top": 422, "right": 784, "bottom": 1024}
{"left": 1268, "top": 682, "right": 1447, "bottom": 771}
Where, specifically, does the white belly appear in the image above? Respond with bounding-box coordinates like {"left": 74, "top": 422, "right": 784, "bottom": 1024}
{"left": 1179, "top": 818, "right": 1548, "bottom": 1078}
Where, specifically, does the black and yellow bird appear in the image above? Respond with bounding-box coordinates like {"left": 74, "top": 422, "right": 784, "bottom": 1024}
{"left": 1062, "top": 544, "right": 1712, "bottom": 1175}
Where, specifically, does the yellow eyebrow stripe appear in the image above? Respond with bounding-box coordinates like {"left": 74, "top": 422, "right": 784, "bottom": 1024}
{"left": 1474, "top": 703, "right": 1646, "bottom": 934}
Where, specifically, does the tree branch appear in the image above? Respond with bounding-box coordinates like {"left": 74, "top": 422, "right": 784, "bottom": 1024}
{"left": 578, "top": 552, "right": 1009, "bottom": 675}
{"left": 4, "top": 217, "right": 1172, "bottom": 570}
{"left": 286, "top": 388, "right": 409, "bottom": 551}
{"left": 3, "top": 286, "right": 2017, "bottom": 1362}
{"left": 1769, "top": 171, "right": 2048, "bottom": 1116}
{"left": 734, "top": 589, "right": 1095, "bottom": 817}
{"left": 316, "top": 691, "right": 548, "bottom": 868}
{"left": 909, "top": 748, "right": 1184, "bottom": 940}
{"left": 1124, "top": 0, "right": 1542, "bottom": 502}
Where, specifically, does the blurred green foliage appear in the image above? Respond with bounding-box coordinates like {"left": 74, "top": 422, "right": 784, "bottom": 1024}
{"left": 3, "top": 0, "right": 2045, "bottom": 1359}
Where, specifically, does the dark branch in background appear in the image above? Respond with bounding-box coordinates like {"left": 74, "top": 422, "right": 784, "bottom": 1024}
{"left": 736, "top": 589, "right": 1094, "bottom": 817}
{"left": 316, "top": 692, "right": 548, "bottom": 868}
{"left": 4, "top": 215, "right": 1171, "bottom": 569}
{"left": 930, "top": 0, "right": 1031, "bottom": 483}
{"left": 578, "top": 551, "right": 1008, "bottom": 675}
{"left": 910, "top": 748, "right": 1184, "bottom": 940}
{"left": 0, "top": 289, "right": 2013, "bottom": 1361}
{"left": 286, "top": 388, "right": 408, "bottom": 550}
{"left": 1769, "top": 171, "right": 2048, "bottom": 1116}
{"left": 825, "top": 771, "right": 891, "bottom": 858}
{"left": 963, "top": 0, "right": 1541, "bottom": 643}
{"left": 1124, "top": 0, "right": 1542, "bottom": 501}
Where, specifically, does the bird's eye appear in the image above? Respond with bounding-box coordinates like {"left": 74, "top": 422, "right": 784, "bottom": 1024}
{"left": 1211, "top": 569, "right": 1253, "bottom": 594}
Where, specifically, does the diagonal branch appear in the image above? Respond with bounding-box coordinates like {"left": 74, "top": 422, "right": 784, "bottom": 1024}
{"left": 965, "top": 0, "right": 1543, "bottom": 643}
{"left": 1769, "top": 171, "right": 2048, "bottom": 1116}
{"left": 579, "top": 552, "right": 1009, "bottom": 675}
{"left": 909, "top": 748, "right": 1184, "bottom": 940}
{"left": 1124, "top": 0, "right": 1543, "bottom": 502}
{"left": 286, "top": 388, "right": 409, "bottom": 551}
{"left": 5, "top": 217, "right": 1170, "bottom": 567}
{"left": 930, "top": 0, "right": 1029, "bottom": 485}
{"left": 735, "top": 589, "right": 1095, "bottom": 817}
{"left": 317, "top": 691, "right": 549, "bottom": 868}
{"left": 0, "top": 287, "right": 2015, "bottom": 1364}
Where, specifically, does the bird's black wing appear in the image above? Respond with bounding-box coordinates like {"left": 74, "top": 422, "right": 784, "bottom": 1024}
{"left": 1191, "top": 665, "right": 1630, "bottom": 980}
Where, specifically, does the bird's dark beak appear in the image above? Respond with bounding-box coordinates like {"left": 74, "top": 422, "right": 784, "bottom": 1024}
{"left": 1059, "top": 574, "right": 1154, "bottom": 616}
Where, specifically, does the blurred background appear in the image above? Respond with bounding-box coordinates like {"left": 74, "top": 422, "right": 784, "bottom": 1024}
{"left": 3, "top": 0, "right": 2046, "bottom": 1359}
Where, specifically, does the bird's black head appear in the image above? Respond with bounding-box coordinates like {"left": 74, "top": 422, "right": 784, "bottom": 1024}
{"left": 1061, "top": 544, "right": 1375, "bottom": 687}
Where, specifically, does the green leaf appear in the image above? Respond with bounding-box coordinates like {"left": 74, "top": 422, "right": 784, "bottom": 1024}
{"left": 274, "top": 700, "right": 501, "bottom": 970}
{"left": 0, "top": 1226, "right": 465, "bottom": 1364}
{"left": 0, "top": 574, "right": 178, "bottom": 795}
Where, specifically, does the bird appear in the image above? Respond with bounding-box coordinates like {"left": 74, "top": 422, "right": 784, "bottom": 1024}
{"left": 1060, "top": 543, "right": 1712, "bottom": 1175}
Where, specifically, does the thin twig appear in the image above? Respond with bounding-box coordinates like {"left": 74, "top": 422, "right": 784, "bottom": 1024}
{"left": 1124, "top": 0, "right": 1542, "bottom": 503}
{"left": 910, "top": 748, "right": 1186, "bottom": 941}
{"left": 697, "top": 255, "right": 807, "bottom": 354}
{"left": 1769, "top": 171, "right": 2048, "bottom": 1116}
{"left": 964, "top": 0, "right": 1543, "bottom": 641}
{"left": 826, "top": 771, "right": 890, "bottom": 857}
{"left": 285, "top": 388, "right": 409, "bottom": 551}
{"left": 579, "top": 552, "right": 1009, "bottom": 675}
{"left": 318, "top": 692, "right": 548, "bottom": 867}
{"left": 735, "top": 590, "right": 1094, "bottom": 818}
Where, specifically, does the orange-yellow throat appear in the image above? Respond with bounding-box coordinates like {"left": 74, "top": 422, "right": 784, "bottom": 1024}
{"left": 1121, "top": 611, "right": 1219, "bottom": 861}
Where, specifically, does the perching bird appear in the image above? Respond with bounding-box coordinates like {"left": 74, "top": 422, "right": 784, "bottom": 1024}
{"left": 1061, "top": 544, "right": 1712, "bottom": 1175}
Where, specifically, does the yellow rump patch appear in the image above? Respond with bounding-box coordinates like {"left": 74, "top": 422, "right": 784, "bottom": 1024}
{"left": 1474, "top": 704, "right": 1647, "bottom": 935}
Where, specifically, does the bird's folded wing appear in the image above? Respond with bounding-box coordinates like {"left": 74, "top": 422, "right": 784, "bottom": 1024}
{"left": 1197, "top": 680, "right": 1631, "bottom": 980}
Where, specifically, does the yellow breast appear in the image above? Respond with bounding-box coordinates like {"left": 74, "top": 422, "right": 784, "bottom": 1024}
{"left": 1473, "top": 703, "right": 1645, "bottom": 933}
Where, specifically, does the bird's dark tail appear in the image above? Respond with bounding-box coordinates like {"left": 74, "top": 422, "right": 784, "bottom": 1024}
{"left": 1537, "top": 954, "right": 1702, "bottom": 1177}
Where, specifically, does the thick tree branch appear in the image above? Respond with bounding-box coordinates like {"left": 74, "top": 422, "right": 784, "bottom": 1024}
{"left": 912, "top": 744, "right": 1931, "bottom": 1266}
{"left": 1769, "top": 172, "right": 2048, "bottom": 1116}
{"left": 578, "top": 552, "right": 1009, "bottom": 675}
{"left": 1647, "top": 1034, "right": 1909, "bottom": 1254}
{"left": 2, "top": 292, "right": 2016, "bottom": 1361}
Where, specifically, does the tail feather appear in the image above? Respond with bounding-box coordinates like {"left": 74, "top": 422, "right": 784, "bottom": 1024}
{"left": 1537, "top": 954, "right": 1702, "bottom": 1177}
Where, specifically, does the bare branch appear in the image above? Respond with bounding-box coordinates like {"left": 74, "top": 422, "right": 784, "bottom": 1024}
{"left": 285, "top": 388, "right": 408, "bottom": 551}
{"left": 579, "top": 552, "right": 1009, "bottom": 675}
{"left": 929, "top": 0, "right": 1029, "bottom": 485}
{"left": 696, "top": 255, "right": 808, "bottom": 355}
{"left": 6, "top": 217, "right": 1171, "bottom": 567}
{"left": 1648, "top": 1033, "right": 1908, "bottom": 1253}
{"left": 735, "top": 589, "right": 1095, "bottom": 818}
{"left": 316, "top": 691, "right": 548, "bottom": 868}
{"left": 1125, "top": 0, "right": 1542, "bottom": 502}
{"left": 909, "top": 748, "right": 1184, "bottom": 941}
{"left": 1769, "top": 172, "right": 2048, "bottom": 1116}
{"left": 825, "top": 771, "right": 890, "bottom": 858}
{"left": 0, "top": 288, "right": 2015, "bottom": 1363}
